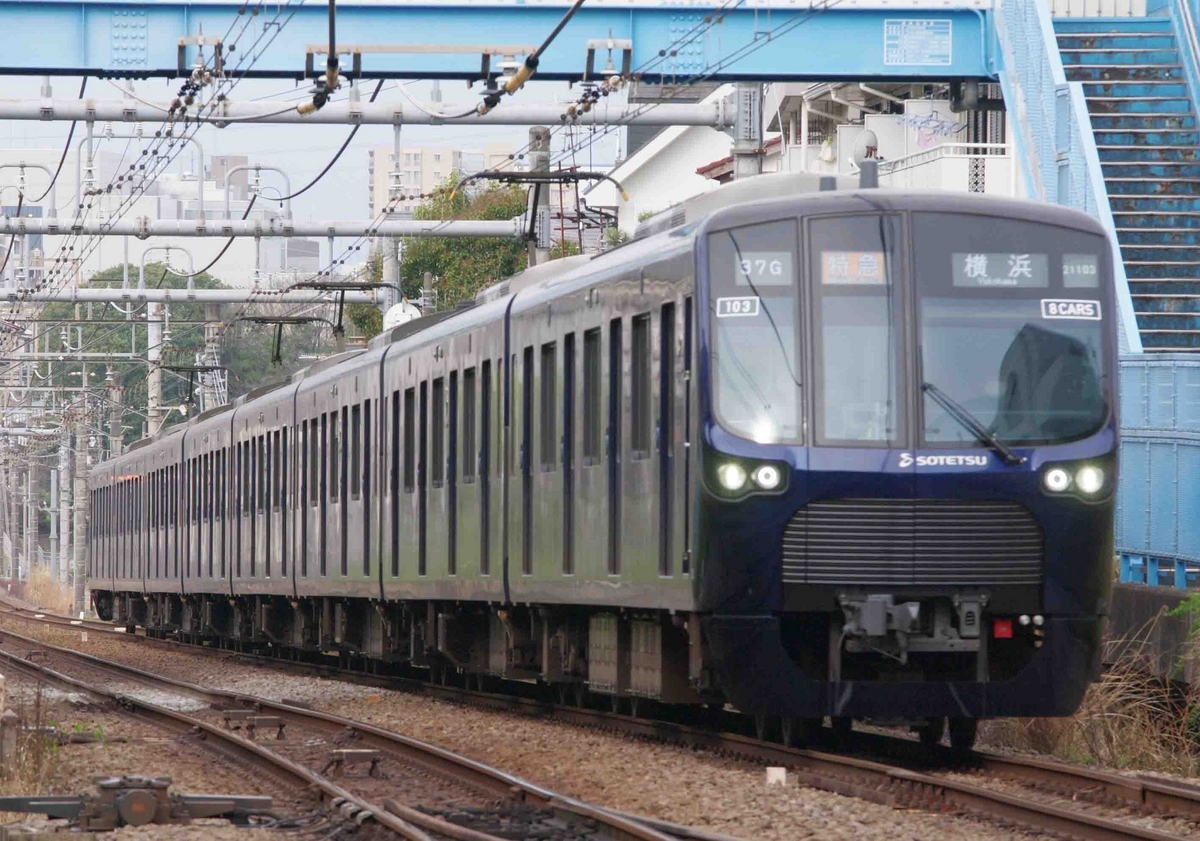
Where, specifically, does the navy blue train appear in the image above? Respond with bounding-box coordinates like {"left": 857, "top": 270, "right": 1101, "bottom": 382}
{"left": 89, "top": 173, "right": 1117, "bottom": 751}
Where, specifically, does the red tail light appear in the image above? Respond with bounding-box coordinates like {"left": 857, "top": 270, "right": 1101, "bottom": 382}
{"left": 993, "top": 618, "right": 1014, "bottom": 639}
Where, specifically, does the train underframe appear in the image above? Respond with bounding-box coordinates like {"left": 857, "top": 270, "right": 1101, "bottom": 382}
{"left": 98, "top": 590, "right": 713, "bottom": 710}
{"left": 95, "top": 586, "right": 1098, "bottom": 739}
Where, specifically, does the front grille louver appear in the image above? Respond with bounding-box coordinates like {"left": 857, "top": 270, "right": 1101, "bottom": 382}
{"left": 781, "top": 499, "right": 1043, "bottom": 587}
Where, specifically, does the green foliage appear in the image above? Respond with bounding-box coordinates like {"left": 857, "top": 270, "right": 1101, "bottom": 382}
{"left": 637, "top": 210, "right": 656, "bottom": 222}
{"left": 398, "top": 173, "right": 528, "bottom": 309}
{"left": 604, "top": 227, "right": 630, "bottom": 248}
{"left": 344, "top": 252, "right": 384, "bottom": 340}
{"left": 550, "top": 239, "right": 581, "bottom": 260}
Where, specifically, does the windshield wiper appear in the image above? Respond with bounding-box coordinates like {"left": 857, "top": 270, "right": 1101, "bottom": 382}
{"left": 921, "top": 382, "right": 1026, "bottom": 467}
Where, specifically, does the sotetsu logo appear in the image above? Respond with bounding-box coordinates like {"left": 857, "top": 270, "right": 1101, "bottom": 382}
{"left": 898, "top": 452, "right": 989, "bottom": 468}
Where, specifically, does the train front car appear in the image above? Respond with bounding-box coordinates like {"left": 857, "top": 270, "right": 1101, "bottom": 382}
{"left": 695, "top": 191, "right": 1117, "bottom": 746}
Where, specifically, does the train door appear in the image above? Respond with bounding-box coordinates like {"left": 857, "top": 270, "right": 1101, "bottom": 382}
{"left": 621, "top": 308, "right": 656, "bottom": 578}
{"left": 270, "top": 428, "right": 282, "bottom": 582}
{"left": 562, "top": 333, "right": 576, "bottom": 576}
{"left": 576, "top": 325, "right": 606, "bottom": 580}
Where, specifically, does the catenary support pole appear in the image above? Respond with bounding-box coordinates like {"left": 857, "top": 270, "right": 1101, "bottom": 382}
{"left": 58, "top": 436, "right": 71, "bottom": 586}
{"left": 72, "top": 417, "right": 88, "bottom": 615}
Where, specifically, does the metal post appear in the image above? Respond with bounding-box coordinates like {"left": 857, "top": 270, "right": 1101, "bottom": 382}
{"left": 49, "top": 461, "right": 58, "bottom": 580}
{"left": 72, "top": 418, "right": 88, "bottom": 615}
{"left": 7, "top": 461, "right": 17, "bottom": 584}
{"left": 732, "top": 83, "right": 764, "bottom": 179}
{"left": 23, "top": 465, "right": 31, "bottom": 579}
{"left": 58, "top": 435, "right": 70, "bottom": 585}
{"left": 381, "top": 239, "right": 399, "bottom": 313}
{"left": 107, "top": 378, "right": 123, "bottom": 458}
{"left": 527, "top": 127, "right": 551, "bottom": 266}
{"left": 201, "top": 303, "right": 224, "bottom": 411}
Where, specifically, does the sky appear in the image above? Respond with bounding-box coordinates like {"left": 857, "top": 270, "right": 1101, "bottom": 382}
{"left": 0, "top": 74, "right": 627, "bottom": 263}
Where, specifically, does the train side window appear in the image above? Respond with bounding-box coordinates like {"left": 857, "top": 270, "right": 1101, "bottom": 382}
{"left": 463, "top": 368, "right": 477, "bottom": 482}
{"left": 320, "top": 413, "right": 328, "bottom": 504}
{"left": 244, "top": 442, "right": 253, "bottom": 515}
{"left": 583, "top": 328, "right": 601, "bottom": 464}
{"left": 540, "top": 342, "right": 556, "bottom": 471}
{"left": 631, "top": 313, "right": 652, "bottom": 459}
{"left": 432, "top": 377, "right": 445, "bottom": 487}
{"left": 403, "top": 387, "right": 416, "bottom": 492}
{"left": 340, "top": 406, "right": 349, "bottom": 506}
{"left": 351, "top": 403, "right": 362, "bottom": 500}
{"left": 330, "top": 409, "right": 340, "bottom": 502}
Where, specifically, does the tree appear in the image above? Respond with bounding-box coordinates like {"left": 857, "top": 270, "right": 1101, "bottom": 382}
{"left": 397, "top": 174, "right": 528, "bottom": 310}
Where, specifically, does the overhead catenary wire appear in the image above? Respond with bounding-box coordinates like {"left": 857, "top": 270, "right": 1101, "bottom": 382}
{"left": 277, "top": 79, "right": 385, "bottom": 201}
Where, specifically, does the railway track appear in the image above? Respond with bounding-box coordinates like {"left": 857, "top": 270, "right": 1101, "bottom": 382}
{"left": 3, "top": 603, "right": 1198, "bottom": 841}
{"left": 0, "top": 622, "right": 699, "bottom": 841}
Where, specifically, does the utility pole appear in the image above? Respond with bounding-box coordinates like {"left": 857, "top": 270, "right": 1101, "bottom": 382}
{"left": 72, "top": 419, "right": 88, "bottom": 615}
{"left": 731, "top": 83, "right": 765, "bottom": 180}
{"left": 146, "top": 301, "right": 163, "bottom": 437}
{"left": 527, "top": 127, "right": 551, "bottom": 267}
{"left": 58, "top": 434, "right": 71, "bottom": 585}
{"left": 107, "top": 378, "right": 124, "bottom": 458}
{"left": 49, "top": 458, "right": 58, "bottom": 581}
{"left": 7, "top": 460, "right": 18, "bottom": 585}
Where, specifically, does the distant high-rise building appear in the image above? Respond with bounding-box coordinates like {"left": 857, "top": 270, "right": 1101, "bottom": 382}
{"left": 367, "top": 142, "right": 516, "bottom": 218}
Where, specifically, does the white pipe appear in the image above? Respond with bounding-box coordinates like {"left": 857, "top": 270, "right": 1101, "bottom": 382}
{"left": 0, "top": 216, "right": 522, "bottom": 239}
{"left": 0, "top": 288, "right": 377, "bottom": 303}
{"left": 0, "top": 98, "right": 734, "bottom": 128}
{"left": 223, "top": 164, "right": 292, "bottom": 219}
{"left": 0, "top": 163, "right": 56, "bottom": 219}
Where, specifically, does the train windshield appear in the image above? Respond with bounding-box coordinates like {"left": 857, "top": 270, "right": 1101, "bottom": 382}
{"left": 913, "top": 212, "right": 1109, "bottom": 447}
{"left": 707, "top": 219, "right": 802, "bottom": 443}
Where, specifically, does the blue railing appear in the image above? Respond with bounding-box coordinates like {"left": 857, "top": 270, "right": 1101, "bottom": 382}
{"left": 995, "top": 0, "right": 1143, "bottom": 354}
{"left": 1174, "top": 0, "right": 1200, "bottom": 113}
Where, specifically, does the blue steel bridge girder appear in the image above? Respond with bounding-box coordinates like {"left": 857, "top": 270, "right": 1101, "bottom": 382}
{"left": 1, "top": 1, "right": 998, "bottom": 83}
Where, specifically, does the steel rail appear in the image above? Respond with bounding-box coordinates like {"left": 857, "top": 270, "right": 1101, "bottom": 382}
{"left": 4, "top": 604, "right": 1195, "bottom": 839}
{"left": 0, "top": 620, "right": 680, "bottom": 841}
{"left": 0, "top": 642, "right": 435, "bottom": 841}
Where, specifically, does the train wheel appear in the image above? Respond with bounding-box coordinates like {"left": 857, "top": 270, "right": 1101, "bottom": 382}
{"left": 917, "top": 717, "right": 945, "bottom": 749}
{"left": 831, "top": 716, "right": 853, "bottom": 742}
{"left": 948, "top": 717, "right": 978, "bottom": 755}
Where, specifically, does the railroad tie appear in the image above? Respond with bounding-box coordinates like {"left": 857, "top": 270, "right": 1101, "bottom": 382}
{"left": 245, "top": 716, "right": 285, "bottom": 741}
{"left": 322, "top": 749, "right": 382, "bottom": 779}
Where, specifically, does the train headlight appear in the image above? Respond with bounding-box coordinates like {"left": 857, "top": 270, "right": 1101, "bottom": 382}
{"left": 717, "top": 462, "right": 748, "bottom": 492}
{"left": 753, "top": 465, "right": 781, "bottom": 490}
{"left": 1043, "top": 467, "right": 1071, "bottom": 493}
{"left": 1075, "top": 465, "right": 1105, "bottom": 495}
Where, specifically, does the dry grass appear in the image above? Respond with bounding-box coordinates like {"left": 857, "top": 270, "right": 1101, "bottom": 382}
{"left": 22, "top": 568, "right": 72, "bottom": 615}
{"left": 981, "top": 615, "right": 1200, "bottom": 775}
{"left": 0, "top": 681, "right": 63, "bottom": 823}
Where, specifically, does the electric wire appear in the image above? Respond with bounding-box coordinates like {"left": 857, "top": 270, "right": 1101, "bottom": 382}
{"left": 277, "top": 79, "right": 385, "bottom": 201}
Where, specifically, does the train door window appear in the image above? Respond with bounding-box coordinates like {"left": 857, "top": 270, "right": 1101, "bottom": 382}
{"left": 683, "top": 295, "right": 693, "bottom": 576}
{"left": 244, "top": 442, "right": 253, "bottom": 515}
{"left": 432, "top": 377, "right": 445, "bottom": 487}
{"left": 280, "top": 428, "right": 288, "bottom": 577}
{"left": 391, "top": 390, "right": 401, "bottom": 577}
{"left": 463, "top": 368, "right": 477, "bottom": 482}
{"left": 522, "top": 346, "right": 534, "bottom": 575}
{"left": 480, "top": 360, "right": 491, "bottom": 576}
{"left": 418, "top": 381, "right": 428, "bottom": 576}
{"left": 448, "top": 372, "right": 458, "bottom": 576}
{"left": 809, "top": 214, "right": 902, "bottom": 446}
{"left": 341, "top": 405, "right": 350, "bottom": 577}
{"left": 631, "top": 313, "right": 652, "bottom": 459}
{"left": 608, "top": 317, "right": 623, "bottom": 576}
{"left": 273, "top": 431, "right": 281, "bottom": 512}
{"left": 330, "top": 409, "right": 340, "bottom": 503}
{"left": 351, "top": 403, "right": 362, "bottom": 500}
{"left": 583, "top": 328, "right": 601, "bottom": 465}
{"left": 301, "top": 420, "right": 309, "bottom": 577}
{"left": 563, "top": 332, "right": 575, "bottom": 576}
{"left": 263, "top": 435, "right": 271, "bottom": 514}
{"left": 309, "top": 418, "right": 319, "bottom": 505}
{"left": 659, "top": 302, "right": 676, "bottom": 576}
{"left": 403, "top": 387, "right": 416, "bottom": 492}
{"left": 362, "top": 399, "right": 371, "bottom": 577}
{"left": 320, "top": 412, "right": 328, "bottom": 576}
{"left": 540, "top": 342, "right": 556, "bottom": 471}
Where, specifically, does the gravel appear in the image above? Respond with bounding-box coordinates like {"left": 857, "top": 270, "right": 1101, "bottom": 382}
{"left": 0, "top": 616, "right": 1073, "bottom": 841}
